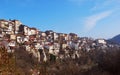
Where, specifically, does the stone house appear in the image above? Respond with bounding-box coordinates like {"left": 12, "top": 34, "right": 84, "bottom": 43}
{"left": 96, "top": 39, "right": 106, "bottom": 44}
{"left": 11, "top": 20, "right": 22, "bottom": 34}
{"left": 16, "top": 34, "right": 25, "bottom": 44}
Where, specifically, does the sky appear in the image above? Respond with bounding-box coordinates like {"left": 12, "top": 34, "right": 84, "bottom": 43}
{"left": 0, "top": 0, "right": 120, "bottom": 39}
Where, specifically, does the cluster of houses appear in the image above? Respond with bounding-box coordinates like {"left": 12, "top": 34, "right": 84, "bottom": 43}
{"left": 0, "top": 19, "right": 116, "bottom": 62}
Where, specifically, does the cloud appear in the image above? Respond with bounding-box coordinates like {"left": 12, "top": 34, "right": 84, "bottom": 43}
{"left": 91, "top": 0, "right": 120, "bottom": 11}
{"left": 84, "top": 10, "right": 113, "bottom": 31}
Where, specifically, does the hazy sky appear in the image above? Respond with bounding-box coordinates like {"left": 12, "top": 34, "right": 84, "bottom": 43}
{"left": 0, "top": 0, "right": 120, "bottom": 39}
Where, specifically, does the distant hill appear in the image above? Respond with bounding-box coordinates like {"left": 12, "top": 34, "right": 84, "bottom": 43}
{"left": 108, "top": 34, "right": 120, "bottom": 44}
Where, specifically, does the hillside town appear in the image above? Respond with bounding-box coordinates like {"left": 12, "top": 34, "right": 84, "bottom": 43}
{"left": 0, "top": 19, "right": 118, "bottom": 63}
{"left": 0, "top": 19, "right": 120, "bottom": 75}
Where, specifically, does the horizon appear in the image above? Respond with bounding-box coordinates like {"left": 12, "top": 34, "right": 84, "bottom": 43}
{"left": 0, "top": 0, "right": 120, "bottom": 39}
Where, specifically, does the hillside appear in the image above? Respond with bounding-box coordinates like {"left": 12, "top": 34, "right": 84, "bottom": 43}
{"left": 0, "top": 19, "right": 120, "bottom": 75}
{"left": 108, "top": 34, "right": 120, "bottom": 44}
